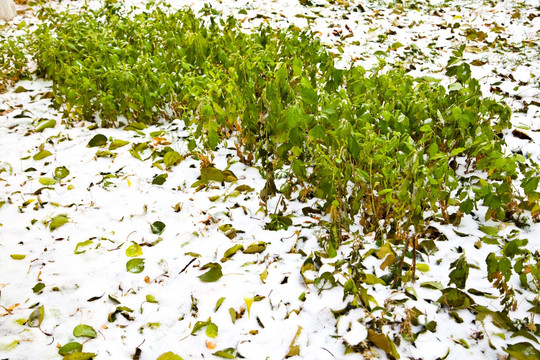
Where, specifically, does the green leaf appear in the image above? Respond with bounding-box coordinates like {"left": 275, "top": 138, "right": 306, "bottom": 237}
{"left": 49, "top": 215, "right": 69, "bottom": 231}
{"left": 109, "top": 139, "right": 130, "bottom": 150}
{"left": 75, "top": 240, "right": 94, "bottom": 254}
{"left": 420, "top": 281, "right": 444, "bottom": 290}
{"left": 156, "top": 352, "right": 183, "bottom": 360}
{"left": 146, "top": 295, "right": 158, "bottom": 304}
{"left": 35, "top": 119, "right": 56, "bottom": 132}
{"left": 126, "top": 243, "right": 143, "bottom": 257}
{"left": 206, "top": 322, "right": 218, "bottom": 338}
{"left": 87, "top": 134, "right": 108, "bottom": 147}
{"left": 152, "top": 173, "right": 168, "bottom": 185}
{"left": 39, "top": 177, "right": 57, "bottom": 185}
{"left": 10, "top": 254, "right": 26, "bottom": 260}
{"left": 201, "top": 166, "right": 224, "bottom": 183}
{"left": 163, "top": 151, "right": 183, "bottom": 167}
{"left": 151, "top": 221, "right": 166, "bottom": 235}
{"left": 32, "top": 282, "right": 45, "bottom": 293}
{"left": 27, "top": 305, "right": 45, "bottom": 328}
{"left": 479, "top": 225, "right": 499, "bottom": 236}
{"left": 242, "top": 242, "right": 266, "bottom": 254}
{"left": 505, "top": 342, "right": 540, "bottom": 360}
{"left": 448, "top": 254, "right": 469, "bottom": 289}
{"left": 198, "top": 263, "right": 223, "bottom": 282}
{"left": 191, "top": 318, "right": 211, "bottom": 335}
{"left": 221, "top": 244, "right": 244, "bottom": 261}
{"left": 215, "top": 297, "right": 225, "bottom": 312}
{"left": 58, "top": 342, "right": 83, "bottom": 356}
{"left": 62, "top": 353, "right": 96, "bottom": 360}
{"left": 73, "top": 324, "right": 97, "bottom": 338}
{"left": 54, "top": 166, "right": 70, "bottom": 179}
{"left": 126, "top": 258, "right": 145, "bottom": 273}
{"left": 33, "top": 150, "right": 52, "bottom": 160}
{"left": 213, "top": 348, "right": 237, "bottom": 359}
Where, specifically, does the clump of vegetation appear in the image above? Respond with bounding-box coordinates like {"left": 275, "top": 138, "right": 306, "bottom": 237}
{"left": 0, "top": 35, "right": 29, "bottom": 93}
{"left": 25, "top": 2, "right": 540, "bottom": 356}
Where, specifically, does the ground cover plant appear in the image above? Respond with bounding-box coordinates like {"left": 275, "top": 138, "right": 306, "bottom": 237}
{"left": 1, "top": 0, "right": 540, "bottom": 359}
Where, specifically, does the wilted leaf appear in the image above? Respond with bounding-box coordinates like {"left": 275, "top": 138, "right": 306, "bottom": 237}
{"left": 73, "top": 324, "right": 97, "bottom": 338}
{"left": 126, "top": 258, "right": 145, "bottom": 273}
{"left": 201, "top": 166, "right": 224, "bottom": 183}
{"left": 87, "top": 134, "right": 108, "bottom": 147}
{"left": 49, "top": 215, "right": 69, "bottom": 231}
{"left": 198, "top": 263, "right": 223, "bottom": 282}
{"left": 27, "top": 305, "right": 45, "bottom": 328}
{"left": 58, "top": 342, "right": 83, "bottom": 356}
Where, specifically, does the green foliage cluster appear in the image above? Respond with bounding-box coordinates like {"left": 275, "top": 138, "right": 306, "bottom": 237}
{"left": 0, "top": 34, "right": 29, "bottom": 93}
{"left": 31, "top": 0, "right": 539, "bottom": 263}
{"left": 28, "top": 3, "right": 540, "bottom": 354}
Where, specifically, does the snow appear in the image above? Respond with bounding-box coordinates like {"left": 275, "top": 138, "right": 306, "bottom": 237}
{"left": 1, "top": 0, "right": 540, "bottom": 359}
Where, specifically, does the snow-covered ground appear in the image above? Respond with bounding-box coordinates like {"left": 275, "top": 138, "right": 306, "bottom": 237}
{"left": 1, "top": 1, "right": 539, "bottom": 359}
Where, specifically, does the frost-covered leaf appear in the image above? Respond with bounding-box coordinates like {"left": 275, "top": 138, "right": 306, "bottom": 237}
{"left": 242, "top": 242, "right": 266, "bottom": 254}
{"left": 151, "top": 221, "right": 166, "bottom": 235}
{"left": 27, "top": 305, "right": 44, "bottom": 328}
{"left": 126, "top": 258, "right": 145, "bottom": 273}
{"left": 54, "top": 166, "right": 70, "bottom": 179}
{"left": 73, "top": 324, "right": 97, "bottom": 338}
{"left": 58, "top": 342, "right": 83, "bottom": 356}
{"left": 126, "top": 243, "right": 143, "bottom": 257}
{"left": 505, "top": 342, "right": 540, "bottom": 360}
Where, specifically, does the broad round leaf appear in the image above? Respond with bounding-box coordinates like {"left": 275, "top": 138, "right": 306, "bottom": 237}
{"left": 87, "top": 134, "right": 108, "bottom": 147}
{"left": 73, "top": 324, "right": 97, "bottom": 338}
{"left": 58, "top": 342, "right": 83, "bottom": 356}
{"left": 126, "top": 258, "right": 145, "bottom": 273}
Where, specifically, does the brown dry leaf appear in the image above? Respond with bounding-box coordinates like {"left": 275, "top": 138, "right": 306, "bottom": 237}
{"left": 152, "top": 137, "right": 171, "bottom": 147}
{"left": 205, "top": 340, "right": 217, "bottom": 349}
